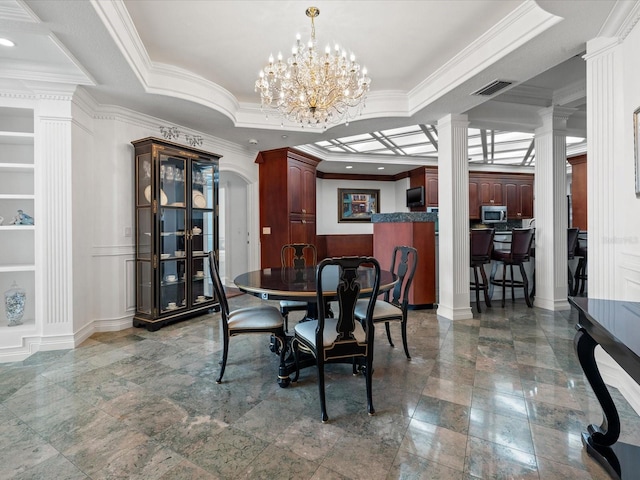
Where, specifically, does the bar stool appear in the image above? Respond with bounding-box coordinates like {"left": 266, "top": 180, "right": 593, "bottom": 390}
{"left": 573, "top": 232, "right": 587, "bottom": 296}
{"left": 490, "top": 228, "right": 535, "bottom": 307}
{"left": 567, "top": 228, "right": 580, "bottom": 294}
{"left": 470, "top": 228, "right": 495, "bottom": 313}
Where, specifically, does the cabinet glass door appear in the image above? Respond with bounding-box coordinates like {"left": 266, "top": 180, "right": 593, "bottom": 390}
{"left": 159, "top": 154, "right": 187, "bottom": 313}
{"left": 190, "top": 161, "right": 216, "bottom": 305}
{"left": 136, "top": 152, "right": 152, "bottom": 314}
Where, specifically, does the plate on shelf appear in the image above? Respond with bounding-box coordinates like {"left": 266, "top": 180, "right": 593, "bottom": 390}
{"left": 192, "top": 191, "right": 206, "bottom": 208}
{"left": 143, "top": 186, "right": 168, "bottom": 205}
{"left": 193, "top": 250, "right": 205, "bottom": 255}
{"left": 170, "top": 202, "right": 185, "bottom": 207}
{"left": 160, "top": 253, "right": 170, "bottom": 259}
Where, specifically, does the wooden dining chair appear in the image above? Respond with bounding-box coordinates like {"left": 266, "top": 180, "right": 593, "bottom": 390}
{"left": 292, "top": 256, "right": 381, "bottom": 422}
{"left": 353, "top": 245, "right": 417, "bottom": 359}
{"left": 279, "top": 243, "right": 317, "bottom": 330}
{"left": 208, "top": 251, "right": 287, "bottom": 384}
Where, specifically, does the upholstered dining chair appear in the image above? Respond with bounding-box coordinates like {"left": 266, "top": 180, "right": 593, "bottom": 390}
{"left": 470, "top": 229, "right": 495, "bottom": 313}
{"left": 353, "top": 245, "right": 417, "bottom": 359}
{"left": 292, "top": 256, "right": 381, "bottom": 423}
{"left": 279, "top": 243, "right": 317, "bottom": 330}
{"left": 208, "top": 251, "right": 287, "bottom": 384}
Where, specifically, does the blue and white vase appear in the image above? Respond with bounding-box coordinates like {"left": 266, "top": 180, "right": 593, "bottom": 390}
{"left": 4, "top": 281, "right": 26, "bottom": 326}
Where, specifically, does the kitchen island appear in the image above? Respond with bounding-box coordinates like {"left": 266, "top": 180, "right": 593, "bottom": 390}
{"left": 371, "top": 213, "right": 436, "bottom": 308}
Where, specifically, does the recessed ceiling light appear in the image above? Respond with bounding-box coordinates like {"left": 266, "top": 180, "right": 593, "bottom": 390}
{"left": 377, "top": 167, "right": 385, "bottom": 170}
{"left": 0, "top": 38, "right": 15, "bottom": 47}
{"left": 281, "top": 135, "right": 287, "bottom": 139}
{"left": 345, "top": 165, "right": 353, "bottom": 169}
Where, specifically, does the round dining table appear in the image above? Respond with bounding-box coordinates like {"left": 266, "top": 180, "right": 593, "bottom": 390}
{"left": 234, "top": 266, "right": 396, "bottom": 302}
{"left": 233, "top": 265, "right": 397, "bottom": 387}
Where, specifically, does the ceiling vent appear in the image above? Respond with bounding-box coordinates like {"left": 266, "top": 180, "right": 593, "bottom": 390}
{"left": 472, "top": 80, "right": 513, "bottom": 96}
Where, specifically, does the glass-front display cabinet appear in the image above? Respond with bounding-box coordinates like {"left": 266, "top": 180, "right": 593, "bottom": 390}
{"left": 132, "top": 137, "right": 220, "bottom": 331}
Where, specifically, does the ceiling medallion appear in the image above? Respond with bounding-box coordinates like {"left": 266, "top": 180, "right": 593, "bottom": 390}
{"left": 255, "top": 6, "right": 371, "bottom": 129}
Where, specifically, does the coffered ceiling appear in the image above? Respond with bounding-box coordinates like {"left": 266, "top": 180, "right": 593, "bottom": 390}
{"left": 1, "top": 0, "right": 622, "bottom": 174}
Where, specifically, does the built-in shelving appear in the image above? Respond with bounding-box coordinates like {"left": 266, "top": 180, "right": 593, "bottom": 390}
{"left": 0, "top": 106, "right": 36, "bottom": 336}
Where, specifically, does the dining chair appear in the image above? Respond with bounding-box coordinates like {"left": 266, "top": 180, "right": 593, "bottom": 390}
{"left": 292, "top": 256, "right": 381, "bottom": 422}
{"left": 353, "top": 245, "right": 417, "bottom": 359}
{"left": 470, "top": 229, "right": 495, "bottom": 313}
{"left": 208, "top": 251, "right": 287, "bottom": 384}
{"left": 567, "top": 227, "right": 580, "bottom": 294}
{"left": 279, "top": 243, "right": 317, "bottom": 331}
{"left": 573, "top": 231, "right": 588, "bottom": 296}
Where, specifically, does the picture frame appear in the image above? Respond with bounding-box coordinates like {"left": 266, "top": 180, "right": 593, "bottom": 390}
{"left": 635, "top": 107, "right": 640, "bottom": 196}
{"left": 338, "top": 188, "right": 380, "bottom": 222}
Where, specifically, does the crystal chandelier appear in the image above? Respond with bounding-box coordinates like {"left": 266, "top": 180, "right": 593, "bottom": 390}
{"left": 255, "top": 6, "right": 371, "bottom": 128}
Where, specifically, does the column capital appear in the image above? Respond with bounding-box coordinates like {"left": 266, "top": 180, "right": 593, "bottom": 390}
{"left": 437, "top": 114, "right": 469, "bottom": 129}
{"left": 536, "top": 105, "right": 577, "bottom": 133}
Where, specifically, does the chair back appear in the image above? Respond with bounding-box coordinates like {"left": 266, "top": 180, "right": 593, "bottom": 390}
{"left": 386, "top": 246, "right": 418, "bottom": 310}
{"left": 208, "top": 251, "right": 230, "bottom": 323}
{"left": 470, "top": 229, "right": 495, "bottom": 262}
{"left": 567, "top": 228, "right": 580, "bottom": 259}
{"left": 316, "top": 256, "right": 381, "bottom": 357}
{"left": 510, "top": 228, "right": 535, "bottom": 261}
{"left": 281, "top": 243, "right": 317, "bottom": 269}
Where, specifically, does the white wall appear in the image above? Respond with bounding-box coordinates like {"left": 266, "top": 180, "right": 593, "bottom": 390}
{"left": 316, "top": 177, "right": 410, "bottom": 235}
{"left": 85, "top": 104, "right": 258, "bottom": 332}
{"left": 587, "top": 15, "right": 640, "bottom": 415}
{"left": 615, "top": 18, "right": 640, "bottom": 299}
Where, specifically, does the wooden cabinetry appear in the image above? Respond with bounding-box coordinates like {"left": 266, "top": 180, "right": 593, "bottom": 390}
{"left": 0, "top": 106, "right": 35, "bottom": 332}
{"left": 568, "top": 154, "right": 587, "bottom": 230}
{"left": 131, "top": 137, "right": 221, "bottom": 331}
{"left": 503, "top": 176, "right": 534, "bottom": 219}
{"left": 409, "top": 166, "right": 438, "bottom": 210}
{"left": 257, "top": 148, "right": 320, "bottom": 268}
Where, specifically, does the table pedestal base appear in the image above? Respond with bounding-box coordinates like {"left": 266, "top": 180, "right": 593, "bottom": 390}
{"left": 582, "top": 432, "right": 640, "bottom": 480}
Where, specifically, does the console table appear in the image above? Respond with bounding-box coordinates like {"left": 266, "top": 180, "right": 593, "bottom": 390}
{"left": 568, "top": 297, "right": 640, "bottom": 480}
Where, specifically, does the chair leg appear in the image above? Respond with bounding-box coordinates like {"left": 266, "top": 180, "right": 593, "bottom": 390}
{"left": 317, "top": 360, "right": 328, "bottom": 423}
{"left": 384, "top": 322, "right": 394, "bottom": 347}
{"left": 472, "top": 266, "right": 481, "bottom": 312}
{"left": 216, "top": 328, "right": 229, "bottom": 384}
{"left": 401, "top": 316, "right": 411, "bottom": 359}
{"left": 501, "top": 263, "right": 507, "bottom": 308}
{"left": 568, "top": 265, "right": 574, "bottom": 295}
{"left": 480, "top": 265, "right": 491, "bottom": 308}
{"left": 510, "top": 264, "right": 516, "bottom": 302}
{"left": 365, "top": 356, "right": 375, "bottom": 416}
{"left": 519, "top": 262, "right": 533, "bottom": 307}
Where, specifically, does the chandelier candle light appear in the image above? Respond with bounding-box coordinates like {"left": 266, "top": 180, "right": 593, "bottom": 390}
{"left": 255, "top": 6, "right": 371, "bottom": 128}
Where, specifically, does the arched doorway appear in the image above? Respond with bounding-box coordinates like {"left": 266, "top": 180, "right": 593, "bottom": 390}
{"left": 218, "top": 171, "right": 250, "bottom": 286}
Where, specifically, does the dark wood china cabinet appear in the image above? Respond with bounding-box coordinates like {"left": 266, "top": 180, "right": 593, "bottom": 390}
{"left": 132, "top": 137, "right": 220, "bottom": 331}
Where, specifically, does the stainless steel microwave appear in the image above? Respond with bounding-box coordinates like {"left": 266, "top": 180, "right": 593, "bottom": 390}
{"left": 481, "top": 205, "right": 507, "bottom": 223}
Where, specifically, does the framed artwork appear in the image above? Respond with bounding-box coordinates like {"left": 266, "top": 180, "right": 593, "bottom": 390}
{"left": 635, "top": 107, "right": 640, "bottom": 196}
{"left": 338, "top": 188, "right": 380, "bottom": 222}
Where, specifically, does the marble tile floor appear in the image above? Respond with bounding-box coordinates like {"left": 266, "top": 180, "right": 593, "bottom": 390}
{"left": 1, "top": 295, "right": 637, "bottom": 479}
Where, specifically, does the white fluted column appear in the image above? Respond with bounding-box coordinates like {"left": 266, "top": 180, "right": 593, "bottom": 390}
{"left": 585, "top": 37, "right": 621, "bottom": 299}
{"left": 437, "top": 114, "right": 473, "bottom": 320}
{"left": 534, "top": 106, "right": 575, "bottom": 310}
{"left": 34, "top": 93, "right": 75, "bottom": 339}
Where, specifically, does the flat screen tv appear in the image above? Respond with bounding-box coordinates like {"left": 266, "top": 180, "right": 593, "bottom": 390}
{"left": 406, "top": 186, "right": 425, "bottom": 208}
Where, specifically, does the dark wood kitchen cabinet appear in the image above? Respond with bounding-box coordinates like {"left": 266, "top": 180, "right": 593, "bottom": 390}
{"left": 503, "top": 177, "right": 534, "bottom": 219}
{"left": 409, "top": 166, "right": 438, "bottom": 211}
{"left": 256, "top": 148, "right": 321, "bottom": 268}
